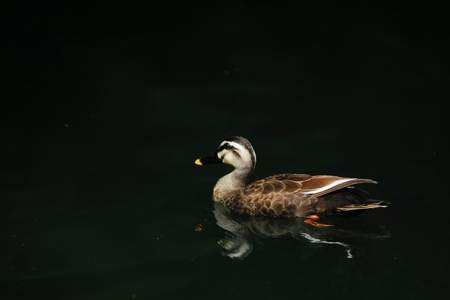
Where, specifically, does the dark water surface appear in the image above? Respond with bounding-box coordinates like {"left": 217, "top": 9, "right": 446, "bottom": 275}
{"left": 3, "top": 3, "right": 450, "bottom": 300}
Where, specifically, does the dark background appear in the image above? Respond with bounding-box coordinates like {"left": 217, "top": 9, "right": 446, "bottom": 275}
{"left": 2, "top": 2, "right": 450, "bottom": 300}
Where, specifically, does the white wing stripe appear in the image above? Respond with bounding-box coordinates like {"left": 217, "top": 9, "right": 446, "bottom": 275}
{"left": 302, "top": 178, "right": 355, "bottom": 195}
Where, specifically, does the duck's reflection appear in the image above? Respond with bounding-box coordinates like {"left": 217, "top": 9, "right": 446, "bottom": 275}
{"left": 213, "top": 203, "right": 390, "bottom": 259}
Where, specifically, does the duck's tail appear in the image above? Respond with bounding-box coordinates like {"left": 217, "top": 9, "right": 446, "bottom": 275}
{"left": 336, "top": 200, "right": 389, "bottom": 212}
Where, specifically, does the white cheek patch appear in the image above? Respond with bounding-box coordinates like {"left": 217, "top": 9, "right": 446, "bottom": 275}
{"left": 222, "top": 151, "right": 238, "bottom": 166}
{"left": 217, "top": 149, "right": 227, "bottom": 160}
{"left": 217, "top": 149, "right": 235, "bottom": 166}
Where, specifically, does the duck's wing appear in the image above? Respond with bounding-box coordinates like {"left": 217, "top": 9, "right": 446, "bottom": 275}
{"left": 241, "top": 174, "right": 377, "bottom": 217}
{"left": 242, "top": 173, "right": 312, "bottom": 203}
{"left": 299, "top": 175, "right": 377, "bottom": 198}
{"left": 245, "top": 174, "right": 377, "bottom": 197}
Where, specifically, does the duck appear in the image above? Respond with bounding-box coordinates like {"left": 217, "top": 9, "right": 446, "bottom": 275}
{"left": 194, "top": 136, "right": 388, "bottom": 227}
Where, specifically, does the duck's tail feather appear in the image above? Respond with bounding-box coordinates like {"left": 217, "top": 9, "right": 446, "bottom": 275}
{"left": 336, "top": 200, "right": 390, "bottom": 212}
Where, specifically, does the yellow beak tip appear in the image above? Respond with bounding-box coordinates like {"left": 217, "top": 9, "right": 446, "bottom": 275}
{"left": 194, "top": 158, "right": 203, "bottom": 166}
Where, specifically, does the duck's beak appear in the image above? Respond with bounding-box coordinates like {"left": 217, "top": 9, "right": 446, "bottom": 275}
{"left": 194, "top": 155, "right": 221, "bottom": 166}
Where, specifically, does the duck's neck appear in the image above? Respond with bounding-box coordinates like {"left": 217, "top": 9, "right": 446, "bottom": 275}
{"left": 213, "top": 168, "right": 251, "bottom": 202}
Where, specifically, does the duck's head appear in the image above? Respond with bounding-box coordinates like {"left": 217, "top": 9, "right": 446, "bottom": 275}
{"left": 195, "top": 136, "right": 257, "bottom": 172}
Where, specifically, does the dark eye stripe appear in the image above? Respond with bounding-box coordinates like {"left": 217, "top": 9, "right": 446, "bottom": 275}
{"left": 217, "top": 143, "right": 236, "bottom": 152}
{"left": 231, "top": 149, "right": 241, "bottom": 158}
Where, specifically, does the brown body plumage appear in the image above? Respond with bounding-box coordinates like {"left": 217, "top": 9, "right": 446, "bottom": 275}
{"left": 196, "top": 136, "right": 387, "bottom": 219}
{"left": 217, "top": 173, "right": 383, "bottom": 217}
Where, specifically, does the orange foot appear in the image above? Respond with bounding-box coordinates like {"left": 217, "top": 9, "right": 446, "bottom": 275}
{"left": 304, "top": 214, "right": 333, "bottom": 228}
